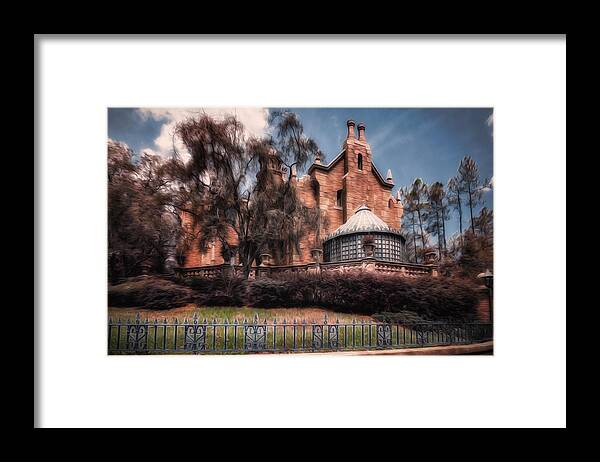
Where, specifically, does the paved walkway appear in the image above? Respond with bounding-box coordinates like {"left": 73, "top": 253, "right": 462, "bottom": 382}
{"left": 294, "top": 341, "right": 494, "bottom": 356}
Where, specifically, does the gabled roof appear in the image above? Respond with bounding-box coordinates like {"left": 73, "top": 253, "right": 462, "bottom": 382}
{"left": 307, "top": 149, "right": 345, "bottom": 174}
{"left": 371, "top": 163, "right": 394, "bottom": 189}
{"left": 307, "top": 149, "right": 394, "bottom": 189}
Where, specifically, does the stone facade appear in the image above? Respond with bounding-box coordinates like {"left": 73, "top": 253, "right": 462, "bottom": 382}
{"left": 181, "top": 120, "right": 403, "bottom": 268}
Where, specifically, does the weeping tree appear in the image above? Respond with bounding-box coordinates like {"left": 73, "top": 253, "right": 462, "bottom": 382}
{"left": 266, "top": 111, "right": 322, "bottom": 261}
{"left": 166, "top": 112, "right": 321, "bottom": 278}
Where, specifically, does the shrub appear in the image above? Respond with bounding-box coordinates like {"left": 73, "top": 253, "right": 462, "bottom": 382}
{"left": 184, "top": 275, "right": 247, "bottom": 307}
{"left": 246, "top": 272, "right": 479, "bottom": 321}
{"left": 108, "top": 275, "right": 196, "bottom": 310}
{"left": 114, "top": 271, "right": 480, "bottom": 320}
{"left": 247, "top": 278, "right": 292, "bottom": 307}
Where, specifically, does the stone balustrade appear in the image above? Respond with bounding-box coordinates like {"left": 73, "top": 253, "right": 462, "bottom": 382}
{"left": 174, "top": 258, "right": 438, "bottom": 279}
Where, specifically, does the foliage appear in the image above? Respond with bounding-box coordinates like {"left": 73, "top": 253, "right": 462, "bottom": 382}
{"left": 107, "top": 141, "right": 181, "bottom": 282}
{"left": 183, "top": 275, "right": 248, "bottom": 306}
{"left": 457, "top": 156, "right": 490, "bottom": 235}
{"left": 108, "top": 276, "right": 196, "bottom": 310}
{"left": 246, "top": 272, "right": 479, "bottom": 321}
{"left": 425, "top": 181, "right": 449, "bottom": 256}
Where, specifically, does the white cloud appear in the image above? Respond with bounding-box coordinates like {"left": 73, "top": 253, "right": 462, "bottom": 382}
{"left": 136, "top": 107, "right": 269, "bottom": 160}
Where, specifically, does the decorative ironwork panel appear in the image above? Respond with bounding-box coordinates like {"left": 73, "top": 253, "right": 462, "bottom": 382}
{"left": 312, "top": 325, "right": 323, "bottom": 349}
{"left": 244, "top": 323, "right": 267, "bottom": 351}
{"left": 184, "top": 321, "right": 206, "bottom": 351}
{"left": 376, "top": 324, "right": 392, "bottom": 347}
{"left": 126, "top": 316, "right": 148, "bottom": 351}
{"left": 327, "top": 325, "right": 339, "bottom": 349}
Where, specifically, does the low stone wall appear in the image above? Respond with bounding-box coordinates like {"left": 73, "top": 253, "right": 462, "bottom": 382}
{"left": 174, "top": 258, "right": 438, "bottom": 279}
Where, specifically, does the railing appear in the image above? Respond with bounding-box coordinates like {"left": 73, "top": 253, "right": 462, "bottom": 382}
{"left": 108, "top": 313, "right": 492, "bottom": 354}
{"left": 174, "top": 259, "right": 437, "bottom": 279}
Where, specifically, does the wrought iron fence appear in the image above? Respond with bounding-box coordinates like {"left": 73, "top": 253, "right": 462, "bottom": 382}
{"left": 108, "top": 313, "right": 492, "bottom": 354}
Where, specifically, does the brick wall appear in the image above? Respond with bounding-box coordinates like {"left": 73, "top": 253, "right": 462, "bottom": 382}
{"left": 476, "top": 286, "right": 493, "bottom": 322}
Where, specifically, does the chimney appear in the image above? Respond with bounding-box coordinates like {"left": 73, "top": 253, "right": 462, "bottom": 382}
{"left": 357, "top": 122, "right": 366, "bottom": 141}
{"left": 290, "top": 164, "right": 297, "bottom": 179}
{"left": 314, "top": 150, "right": 322, "bottom": 165}
{"left": 396, "top": 189, "right": 402, "bottom": 201}
{"left": 346, "top": 119, "right": 356, "bottom": 139}
{"left": 386, "top": 169, "right": 393, "bottom": 182}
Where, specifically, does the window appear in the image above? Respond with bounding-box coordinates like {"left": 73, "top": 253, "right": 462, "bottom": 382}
{"left": 357, "top": 153, "right": 363, "bottom": 170}
{"left": 336, "top": 189, "right": 343, "bottom": 207}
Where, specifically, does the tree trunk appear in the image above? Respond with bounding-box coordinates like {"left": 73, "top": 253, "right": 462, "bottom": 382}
{"left": 436, "top": 209, "right": 442, "bottom": 257}
{"left": 441, "top": 206, "right": 447, "bottom": 252}
{"left": 457, "top": 193, "right": 463, "bottom": 244}
{"left": 416, "top": 201, "right": 426, "bottom": 251}
{"left": 411, "top": 213, "right": 418, "bottom": 263}
{"left": 467, "top": 183, "right": 475, "bottom": 235}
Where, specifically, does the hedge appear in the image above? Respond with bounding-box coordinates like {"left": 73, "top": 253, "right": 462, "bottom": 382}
{"left": 108, "top": 275, "right": 196, "bottom": 310}
{"left": 111, "top": 272, "right": 480, "bottom": 321}
{"left": 246, "top": 272, "right": 480, "bottom": 321}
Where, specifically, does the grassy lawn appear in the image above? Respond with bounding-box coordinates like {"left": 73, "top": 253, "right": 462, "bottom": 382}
{"left": 108, "top": 304, "right": 374, "bottom": 323}
{"left": 108, "top": 304, "right": 387, "bottom": 354}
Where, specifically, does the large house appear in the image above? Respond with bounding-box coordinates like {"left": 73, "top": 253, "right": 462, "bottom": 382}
{"left": 178, "top": 120, "right": 432, "bottom": 276}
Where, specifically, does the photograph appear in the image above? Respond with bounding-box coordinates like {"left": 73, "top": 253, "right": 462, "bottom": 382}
{"left": 107, "top": 107, "right": 494, "bottom": 355}
{"left": 36, "top": 35, "right": 566, "bottom": 429}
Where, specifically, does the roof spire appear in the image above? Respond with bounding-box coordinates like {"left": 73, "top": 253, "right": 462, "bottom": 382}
{"left": 314, "top": 150, "right": 322, "bottom": 165}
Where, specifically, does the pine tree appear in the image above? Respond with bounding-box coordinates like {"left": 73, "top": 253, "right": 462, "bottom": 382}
{"left": 409, "top": 178, "right": 429, "bottom": 253}
{"left": 447, "top": 176, "right": 464, "bottom": 244}
{"left": 458, "top": 156, "right": 484, "bottom": 235}
{"left": 426, "top": 181, "right": 448, "bottom": 257}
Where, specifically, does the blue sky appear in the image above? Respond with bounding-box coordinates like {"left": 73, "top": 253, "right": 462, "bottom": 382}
{"left": 108, "top": 107, "right": 493, "bottom": 239}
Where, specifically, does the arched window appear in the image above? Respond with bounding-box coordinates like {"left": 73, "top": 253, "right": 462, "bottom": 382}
{"left": 357, "top": 153, "right": 363, "bottom": 170}
{"left": 388, "top": 198, "right": 394, "bottom": 208}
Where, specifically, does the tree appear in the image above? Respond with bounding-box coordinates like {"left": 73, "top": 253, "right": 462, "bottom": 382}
{"left": 474, "top": 206, "right": 493, "bottom": 248}
{"left": 409, "top": 178, "right": 429, "bottom": 253}
{"left": 426, "top": 181, "right": 448, "bottom": 257}
{"left": 457, "top": 156, "right": 485, "bottom": 235}
{"left": 167, "top": 112, "right": 321, "bottom": 278}
{"left": 447, "top": 176, "right": 464, "bottom": 244}
{"left": 107, "top": 140, "right": 181, "bottom": 283}
{"left": 400, "top": 186, "right": 419, "bottom": 263}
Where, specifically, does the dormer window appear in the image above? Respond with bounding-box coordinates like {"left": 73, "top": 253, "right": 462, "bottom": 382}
{"left": 357, "top": 153, "right": 363, "bottom": 170}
